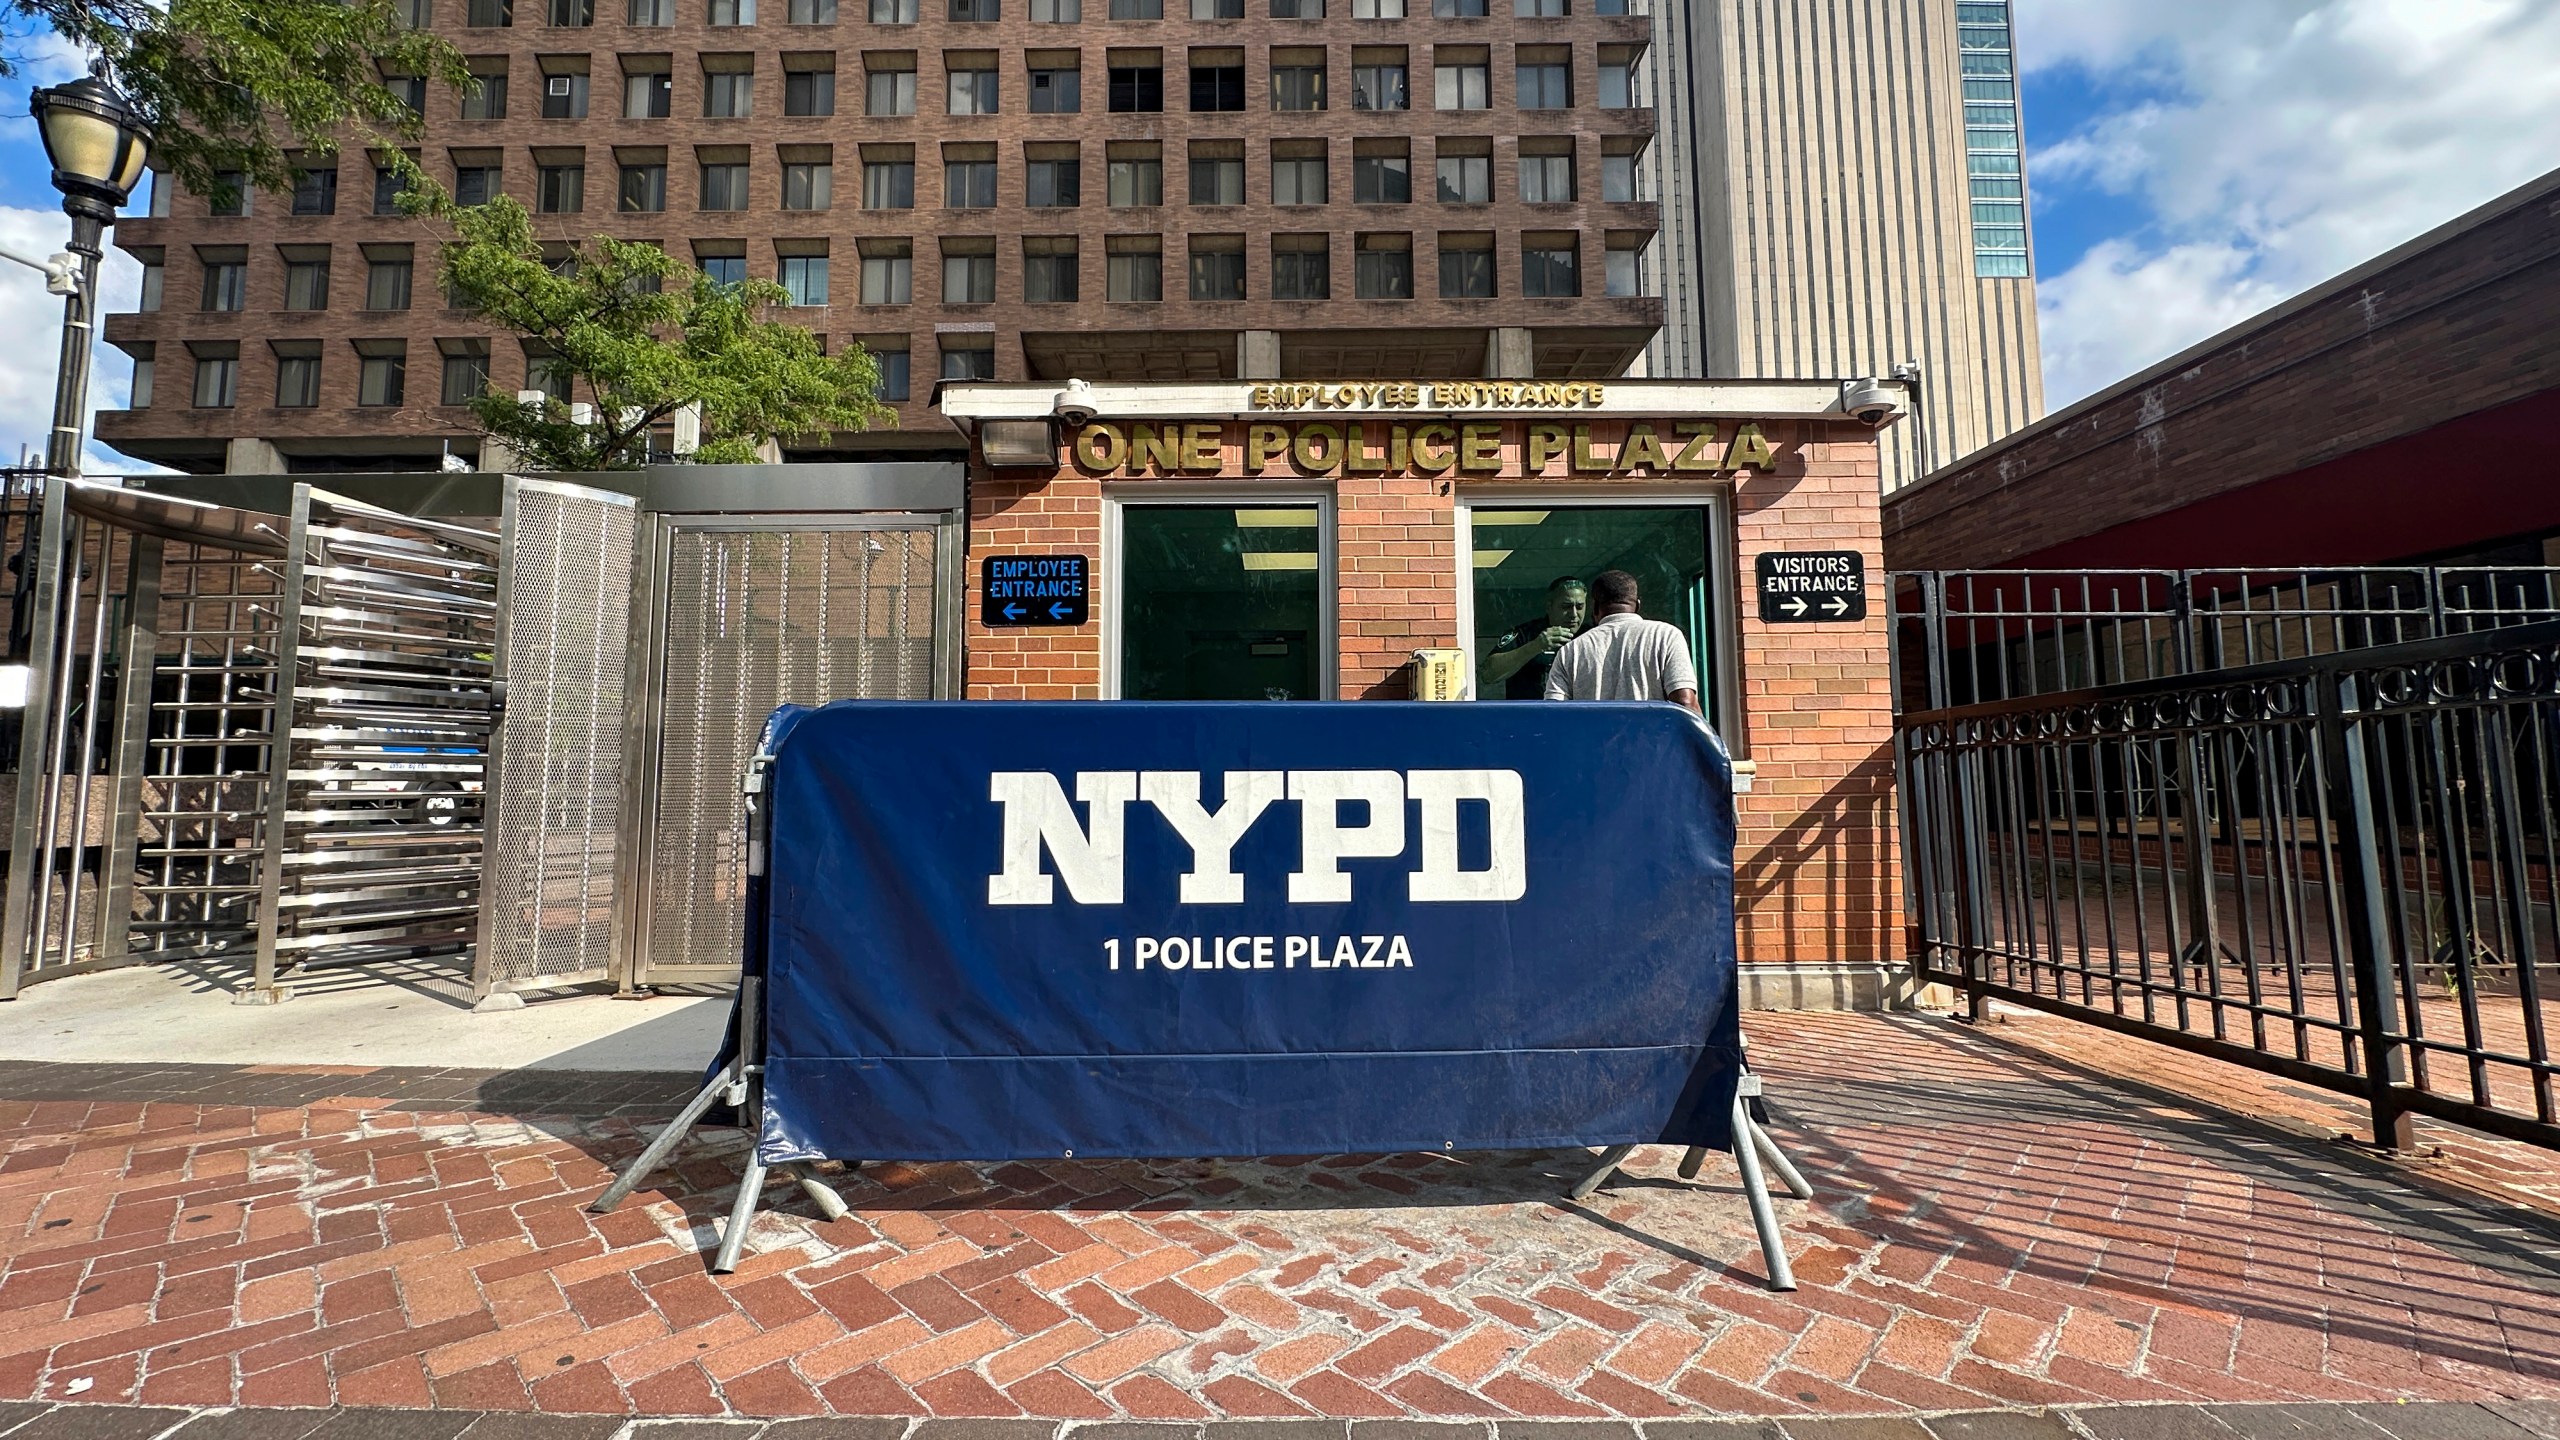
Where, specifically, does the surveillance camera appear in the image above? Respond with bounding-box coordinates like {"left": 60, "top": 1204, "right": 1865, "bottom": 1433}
{"left": 1052, "top": 378, "right": 1099, "bottom": 426}
{"left": 1840, "top": 377, "right": 1902, "bottom": 428}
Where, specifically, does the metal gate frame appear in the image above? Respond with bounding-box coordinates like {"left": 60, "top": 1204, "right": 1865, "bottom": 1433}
{"left": 611, "top": 508, "right": 963, "bottom": 991}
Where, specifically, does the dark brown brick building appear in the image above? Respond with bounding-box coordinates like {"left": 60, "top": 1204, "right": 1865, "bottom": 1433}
{"left": 94, "top": 0, "right": 1664, "bottom": 473}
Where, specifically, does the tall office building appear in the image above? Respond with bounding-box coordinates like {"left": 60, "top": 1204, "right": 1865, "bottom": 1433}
{"left": 1641, "top": 0, "right": 2043, "bottom": 487}
{"left": 94, "top": 0, "right": 1669, "bottom": 472}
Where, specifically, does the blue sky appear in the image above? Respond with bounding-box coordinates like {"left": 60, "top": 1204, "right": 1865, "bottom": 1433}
{"left": 0, "top": 1, "right": 2556, "bottom": 469}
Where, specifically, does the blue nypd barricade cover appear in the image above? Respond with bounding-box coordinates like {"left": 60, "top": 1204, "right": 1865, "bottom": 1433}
{"left": 738, "top": 701, "right": 1743, "bottom": 1165}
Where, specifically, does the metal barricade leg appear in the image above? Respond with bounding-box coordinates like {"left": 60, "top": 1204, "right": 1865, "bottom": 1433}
{"left": 711, "top": 1158, "right": 768, "bottom": 1275}
{"left": 592, "top": 1062, "right": 738, "bottom": 1214}
{"left": 1751, "top": 1117, "right": 1815, "bottom": 1201}
{"left": 1677, "top": 1146, "right": 1707, "bottom": 1180}
{"left": 784, "top": 1163, "right": 852, "bottom": 1223}
{"left": 1732, "top": 1090, "right": 1797, "bottom": 1292}
{"left": 1568, "top": 1144, "right": 1638, "bottom": 1201}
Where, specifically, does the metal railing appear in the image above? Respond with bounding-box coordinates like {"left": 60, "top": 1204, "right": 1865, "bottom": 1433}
{"left": 1900, "top": 619, "right": 2560, "bottom": 1149}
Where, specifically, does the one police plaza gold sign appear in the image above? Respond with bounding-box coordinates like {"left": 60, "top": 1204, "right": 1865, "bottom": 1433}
{"left": 1068, "top": 417, "right": 1781, "bottom": 480}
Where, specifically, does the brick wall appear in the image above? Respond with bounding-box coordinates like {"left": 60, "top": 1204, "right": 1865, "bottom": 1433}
{"left": 966, "top": 414, "right": 1899, "bottom": 972}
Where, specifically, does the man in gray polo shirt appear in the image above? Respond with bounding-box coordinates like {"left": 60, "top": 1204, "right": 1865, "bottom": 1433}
{"left": 1544, "top": 569, "right": 1702, "bottom": 714}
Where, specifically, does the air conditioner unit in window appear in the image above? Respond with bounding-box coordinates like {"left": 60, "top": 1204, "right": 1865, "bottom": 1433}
{"left": 547, "top": 76, "right": 574, "bottom": 96}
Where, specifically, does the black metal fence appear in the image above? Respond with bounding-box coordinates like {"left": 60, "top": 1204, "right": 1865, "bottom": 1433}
{"left": 1899, "top": 611, "right": 2560, "bottom": 1150}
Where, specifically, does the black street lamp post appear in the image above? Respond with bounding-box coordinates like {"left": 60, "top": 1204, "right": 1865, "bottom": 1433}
{"left": 30, "top": 73, "right": 152, "bottom": 479}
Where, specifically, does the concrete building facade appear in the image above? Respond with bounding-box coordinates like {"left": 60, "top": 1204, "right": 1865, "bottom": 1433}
{"left": 1641, "top": 0, "right": 2044, "bottom": 488}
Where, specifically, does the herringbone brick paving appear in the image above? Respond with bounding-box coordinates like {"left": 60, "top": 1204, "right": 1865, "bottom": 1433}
{"left": 2, "top": 1014, "right": 2557, "bottom": 1423}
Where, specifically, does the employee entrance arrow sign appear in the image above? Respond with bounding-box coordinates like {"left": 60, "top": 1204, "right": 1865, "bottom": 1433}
{"left": 983, "top": 555, "right": 1090, "bottom": 628}
{"left": 1756, "top": 551, "right": 1868, "bottom": 625}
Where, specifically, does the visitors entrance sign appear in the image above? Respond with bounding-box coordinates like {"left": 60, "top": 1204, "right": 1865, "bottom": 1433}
{"left": 981, "top": 554, "right": 1089, "bottom": 627}
{"left": 726, "top": 701, "right": 1744, "bottom": 1164}
{"left": 1755, "top": 550, "right": 1867, "bottom": 623}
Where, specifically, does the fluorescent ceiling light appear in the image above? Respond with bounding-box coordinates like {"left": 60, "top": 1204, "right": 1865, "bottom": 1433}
{"left": 1233, "top": 509, "right": 1318, "bottom": 529}
{"left": 1471, "top": 510, "right": 1550, "bottom": 527}
{"left": 1472, "top": 549, "right": 1513, "bottom": 568}
{"left": 0, "top": 665, "right": 26, "bottom": 709}
{"left": 1241, "top": 552, "right": 1320, "bottom": 571}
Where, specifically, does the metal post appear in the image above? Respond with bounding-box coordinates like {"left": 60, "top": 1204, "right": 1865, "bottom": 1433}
{"left": 1731, "top": 1090, "right": 1797, "bottom": 1291}
{"left": 57, "top": 523, "right": 116, "bottom": 962}
{"left": 2318, "top": 668, "right": 2416, "bottom": 1150}
{"left": 26, "top": 513, "right": 88, "bottom": 977}
{"left": 1, "top": 483, "right": 70, "bottom": 997}
{"left": 43, "top": 214, "right": 104, "bottom": 479}
{"left": 246, "top": 486, "right": 315, "bottom": 1003}
{"left": 1568, "top": 1144, "right": 1638, "bottom": 1201}
{"left": 98, "top": 536, "right": 163, "bottom": 963}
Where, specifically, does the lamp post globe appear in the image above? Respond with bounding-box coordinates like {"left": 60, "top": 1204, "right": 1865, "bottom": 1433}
{"left": 29, "top": 73, "right": 152, "bottom": 478}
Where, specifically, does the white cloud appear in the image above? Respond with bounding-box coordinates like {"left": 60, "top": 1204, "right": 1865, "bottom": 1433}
{"left": 2018, "top": 0, "right": 2560, "bottom": 407}
{"left": 0, "top": 204, "right": 162, "bottom": 476}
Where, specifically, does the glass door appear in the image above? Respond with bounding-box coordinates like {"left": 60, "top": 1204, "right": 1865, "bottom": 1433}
{"left": 1466, "top": 504, "right": 1720, "bottom": 724}
{"left": 1117, "top": 503, "right": 1328, "bottom": 700}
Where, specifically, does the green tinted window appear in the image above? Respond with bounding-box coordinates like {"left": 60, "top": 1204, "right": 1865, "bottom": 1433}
{"left": 1120, "top": 505, "right": 1325, "bottom": 699}
{"left": 1470, "top": 505, "right": 1717, "bottom": 722}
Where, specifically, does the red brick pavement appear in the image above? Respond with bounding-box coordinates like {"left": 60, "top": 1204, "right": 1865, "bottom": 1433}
{"left": 2, "top": 1013, "right": 2557, "bottom": 1421}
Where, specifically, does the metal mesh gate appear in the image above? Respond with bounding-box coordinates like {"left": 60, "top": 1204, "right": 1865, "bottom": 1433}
{"left": 473, "top": 480, "right": 640, "bottom": 999}
{"left": 633, "top": 523, "right": 939, "bottom": 984}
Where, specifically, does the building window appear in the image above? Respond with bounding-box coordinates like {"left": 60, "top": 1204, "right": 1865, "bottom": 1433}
{"left": 525, "top": 353, "right": 571, "bottom": 402}
{"left": 700, "top": 253, "right": 749, "bottom": 287}
{"left": 139, "top": 259, "right": 164, "bottom": 311}
{"left": 1961, "top": 1, "right": 2030, "bottom": 277}
{"left": 789, "top": 0, "right": 836, "bottom": 17}
{"left": 1271, "top": 147, "right": 1326, "bottom": 206}
{"left": 950, "top": 0, "right": 998, "bottom": 18}
{"left": 625, "top": 68, "right": 673, "bottom": 117}
{"left": 1433, "top": 0, "right": 1485, "bottom": 12}
{"left": 709, "top": 0, "right": 755, "bottom": 21}
{"left": 1434, "top": 58, "right": 1487, "bottom": 109}
{"left": 786, "top": 66, "right": 837, "bottom": 114}
{"left": 628, "top": 0, "right": 672, "bottom": 21}
{"left": 386, "top": 73, "right": 429, "bottom": 115}
{"left": 1108, "top": 61, "right": 1163, "bottom": 112}
{"left": 366, "top": 255, "right": 414, "bottom": 310}
{"left": 1023, "top": 236, "right": 1079, "bottom": 302}
{"left": 283, "top": 257, "right": 331, "bottom": 311}
{"left": 699, "top": 162, "right": 749, "bottom": 209}
{"left": 1522, "top": 235, "right": 1578, "bottom": 296}
{"left": 945, "top": 156, "right": 997, "bottom": 207}
{"left": 1027, "top": 153, "right": 1081, "bottom": 206}
{"left": 1603, "top": 235, "right": 1647, "bottom": 296}
{"left": 1271, "top": 65, "right": 1323, "bottom": 111}
{"left": 1598, "top": 51, "right": 1640, "bottom": 108}
{"left": 1271, "top": 234, "right": 1327, "bottom": 299}
{"left": 1601, "top": 141, "right": 1643, "bottom": 201}
{"left": 705, "top": 67, "right": 753, "bottom": 116}
{"left": 358, "top": 347, "right": 407, "bottom": 407}
{"left": 1109, "top": 0, "right": 1160, "bottom": 15}
{"left": 867, "top": 64, "right": 918, "bottom": 114}
{"left": 1438, "top": 233, "right": 1493, "bottom": 297}
{"left": 1191, "top": 0, "right": 1241, "bottom": 14}
{"left": 461, "top": 69, "right": 508, "bottom": 120}
{"left": 1354, "top": 233, "right": 1411, "bottom": 298}
{"left": 201, "top": 259, "right": 248, "bottom": 312}
{"left": 373, "top": 166, "right": 413, "bottom": 215}
{"left": 939, "top": 342, "right": 994, "bottom": 381}
{"left": 948, "top": 65, "right": 998, "bottom": 113}
{"left": 537, "top": 163, "right": 586, "bottom": 213}
{"left": 1436, "top": 146, "right": 1489, "bottom": 202}
{"left": 1188, "top": 235, "right": 1244, "bottom": 300}
{"left": 1516, "top": 59, "right": 1569, "bottom": 108}
{"left": 780, "top": 254, "right": 830, "bottom": 305}
{"left": 1271, "top": 0, "right": 1321, "bottom": 14}
{"left": 1106, "top": 237, "right": 1162, "bottom": 300}
{"left": 452, "top": 163, "right": 501, "bottom": 207}
{"left": 1032, "top": 0, "right": 1080, "bottom": 17}
{"left": 210, "top": 170, "right": 250, "bottom": 216}
{"left": 864, "top": 157, "right": 916, "bottom": 207}
{"left": 1352, "top": 0, "right": 1402, "bottom": 14}
{"left": 1514, "top": 0, "right": 1561, "bottom": 13}
{"left": 1030, "top": 66, "right": 1081, "bottom": 111}
{"left": 1108, "top": 151, "right": 1163, "bottom": 205}
{"left": 620, "top": 163, "right": 668, "bottom": 211}
{"left": 871, "top": 0, "right": 917, "bottom": 17}
{"left": 290, "top": 168, "right": 337, "bottom": 216}
{"left": 1189, "top": 147, "right": 1243, "bottom": 204}
{"left": 275, "top": 352, "right": 323, "bottom": 408}
{"left": 860, "top": 244, "right": 913, "bottom": 303}
{"left": 1189, "top": 62, "right": 1243, "bottom": 111}
{"left": 394, "top": 0, "right": 431, "bottom": 24}
{"left": 441, "top": 345, "right": 491, "bottom": 404}
{"left": 782, "top": 161, "right": 832, "bottom": 209}
{"left": 541, "top": 70, "right": 591, "bottom": 117}
{"left": 1352, "top": 147, "right": 1409, "bottom": 203}
{"left": 1518, "top": 147, "right": 1573, "bottom": 203}
{"left": 467, "top": 0, "right": 512, "bottom": 23}
{"left": 129, "top": 353, "right": 154, "bottom": 408}
{"left": 871, "top": 342, "right": 911, "bottom": 400}
{"left": 193, "top": 354, "right": 238, "bottom": 408}
{"left": 1351, "top": 61, "right": 1406, "bottom": 110}
{"left": 942, "top": 242, "right": 995, "bottom": 303}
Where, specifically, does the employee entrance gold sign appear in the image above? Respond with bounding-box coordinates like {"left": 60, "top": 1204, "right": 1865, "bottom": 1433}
{"left": 1070, "top": 419, "right": 1779, "bottom": 480}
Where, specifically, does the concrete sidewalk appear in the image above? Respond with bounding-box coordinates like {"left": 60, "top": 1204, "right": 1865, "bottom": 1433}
{"left": 1, "top": 1014, "right": 2556, "bottom": 1424}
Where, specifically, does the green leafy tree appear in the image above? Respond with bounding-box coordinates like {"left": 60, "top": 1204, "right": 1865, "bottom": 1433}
{"left": 13, "top": 0, "right": 470, "bottom": 198}
{"left": 408, "top": 188, "right": 890, "bottom": 469}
